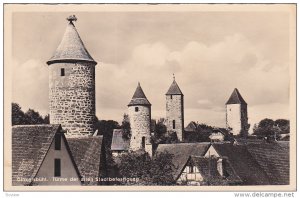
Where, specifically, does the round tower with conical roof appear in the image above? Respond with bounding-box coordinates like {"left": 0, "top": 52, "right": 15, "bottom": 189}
{"left": 47, "top": 15, "right": 97, "bottom": 136}
{"left": 166, "top": 75, "right": 184, "bottom": 141}
{"left": 225, "top": 88, "right": 249, "bottom": 137}
{"left": 128, "top": 83, "right": 152, "bottom": 152}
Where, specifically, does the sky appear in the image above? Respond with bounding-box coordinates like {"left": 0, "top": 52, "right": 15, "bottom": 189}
{"left": 11, "top": 8, "right": 292, "bottom": 132}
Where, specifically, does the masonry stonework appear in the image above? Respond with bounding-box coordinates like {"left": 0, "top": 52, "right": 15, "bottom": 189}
{"left": 166, "top": 95, "right": 184, "bottom": 141}
{"left": 49, "top": 62, "right": 96, "bottom": 136}
{"left": 128, "top": 105, "right": 151, "bottom": 151}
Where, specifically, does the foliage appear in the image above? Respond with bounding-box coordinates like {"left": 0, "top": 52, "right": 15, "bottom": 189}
{"left": 184, "top": 123, "right": 214, "bottom": 142}
{"left": 253, "top": 118, "right": 289, "bottom": 141}
{"left": 118, "top": 151, "right": 175, "bottom": 185}
{"left": 121, "top": 114, "right": 131, "bottom": 140}
{"left": 93, "top": 117, "right": 120, "bottom": 180}
{"left": 12, "top": 103, "right": 49, "bottom": 125}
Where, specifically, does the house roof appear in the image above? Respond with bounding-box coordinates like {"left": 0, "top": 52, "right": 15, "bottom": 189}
{"left": 166, "top": 80, "right": 183, "bottom": 95}
{"left": 67, "top": 136, "right": 103, "bottom": 185}
{"left": 246, "top": 141, "right": 289, "bottom": 185}
{"left": 225, "top": 88, "right": 247, "bottom": 105}
{"left": 111, "top": 129, "right": 130, "bottom": 151}
{"left": 188, "top": 156, "right": 242, "bottom": 184}
{"left": 155, "top": 143, "right": 210, "bottom": 179}
{"left": 185, "top": 121, "right": 198, "bottom": 132}
{"left": 212, "top": 143, "right": 270, "bottom": 185}
{"left": 12, "top": 124, "right": 62, "bottom": 185}
{"left": 128, "top": 83, "right": 151, "bottom": 106}
{"left": 47, "top": 20, "right": 96, "bottom": 65}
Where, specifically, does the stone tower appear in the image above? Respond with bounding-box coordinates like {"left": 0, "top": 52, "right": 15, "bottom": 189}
{"left": 225, "top": 88, "right": 249, "bottom": 137}
{"left": 47, "top": 15, "right": 97, "bottom": 137}
{"left": 128, "top": 83, "right": 152, "bottom": 154}
{"left": 166, "top": 76, "right": 184, "bottom": 141}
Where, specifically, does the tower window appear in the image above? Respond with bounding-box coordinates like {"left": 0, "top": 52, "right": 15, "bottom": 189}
{"left": 142, "top": 137, "right": 146, "bottom": 149}
{"left": 173, "top": 120, "right": 176, "bottom": 129}
{"left": 61, "top": 68, "right": 65, "bottom": 76}
{"left": 55, "top": 133, "right": 61, "bottom": 150}
{"left": 135, "top": 107, "right": 139, "bottom": 112}
{"left": 171, "top": 95, "right": 173, "bottom": 99}
{"left": 54, "top": 158, "right": 61, "bottom": 177}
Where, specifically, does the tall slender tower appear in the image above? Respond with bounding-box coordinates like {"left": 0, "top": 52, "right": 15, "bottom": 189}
{"left": 225, "top": 88, "right": 249, "bottom": 137}
{"left": 128, "top": 83, "right": 152, "bottom": 153}
{"left": 166, "top": 75, "right": 184, "bottom": 141}
{"left": 47, "top": 15, "right": 97, "bottom": 136}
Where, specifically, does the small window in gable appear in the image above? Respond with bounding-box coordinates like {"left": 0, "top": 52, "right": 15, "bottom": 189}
{"left": 55, "top": 133, "right": 61, "bottom": 150}
{"left": 54, "top": 158, "right": 61, "bottom": 177}
{"left": 61, "top": 68, "right": 65, "bottom": 76}
{"left": 135, "top": 107, "right": 139, "bottom": 112}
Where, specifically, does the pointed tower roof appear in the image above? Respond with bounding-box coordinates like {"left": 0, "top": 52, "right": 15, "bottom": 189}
{"left": 47, "top": 15, "right": 96, "bottom": 65}
{"left": 166, "top": 75, "right": 183, "bottom": 95}
{"left": 226, "top": 88, "right": 247, "bottom": 105}
{"left": 128, "top": 83, "right": 151, "bottom": 106}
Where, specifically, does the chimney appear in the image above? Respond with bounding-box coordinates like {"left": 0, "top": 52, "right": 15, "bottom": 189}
{"left": 217, "top": 158, "right": 223, "bottom": 177}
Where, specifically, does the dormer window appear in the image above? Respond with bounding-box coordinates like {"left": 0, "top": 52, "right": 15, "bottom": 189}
{"left": 61, "top": 68, "right": 65, "bottom": 76}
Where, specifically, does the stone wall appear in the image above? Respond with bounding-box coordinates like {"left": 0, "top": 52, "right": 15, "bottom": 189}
{"left": 166, "top": 95, "right": 184, "bottom": 141}
{"left": 226, "top": 104, "right": 248, "bottom": 136}
{"left": 128, "top": 105, "right": 151, "bottom": 151}
{"left": 49, "top": 62, "right": 96, "bottom": 136}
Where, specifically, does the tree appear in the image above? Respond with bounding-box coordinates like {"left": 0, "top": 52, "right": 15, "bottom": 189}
{"left": 275, "top": 119, "right": 290, "bottom": 134}
{"left": 12, "top": 103, "right": 25, "bottom": 125}
{"left": 43, "top": 114, "right": 50, "bottom": 124}
{"left": 253, "top": 118, "right": 281, "bottom": 141}
{"left": 120, "top": 114, "right": 131, "bottom": 140}
{"left": 12, "top": 103, "right": 47, "bottom": 125}
{"left": 24, "top": 109, "right": 45, "bottom": 124}
{"left": 118, "top": 151, "right": 175, "bottom": 185}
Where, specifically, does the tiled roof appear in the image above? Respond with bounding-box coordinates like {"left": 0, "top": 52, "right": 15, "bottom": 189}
{"left": 156, "top": 143, "right": 210, "bottom": 179}
{"left": 212, "top": 143, "right": 270, "bottom": 185}
{"left": 111, "top": 129, "right": 130, "bottom": 151}
{"left": 185, "top": 121, "right": 198, "bottom": 132}
{"left": 67, "top": 136, "right": 104, "bottom": 185}
{"left": 12, "top": 124, "right": 62, "bottom": 186}
{"left": 47, "top": 21, "right": 96, "bottom": 65}
{"left": 166, "top": 80, "right": 183, "bottom": 95}
{"left": 189, "top": 156, "right": 242, "bottom": 184}
{"left": 246, "top": 141, "right": 289, "bottom": 185}
{"left": 225, "top": 88, "right": 247, "bottom": 105}
{"left": 128, "top": 83, "right": 151, "bottom": 106}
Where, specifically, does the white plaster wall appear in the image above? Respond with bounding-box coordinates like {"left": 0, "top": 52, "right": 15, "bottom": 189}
{"left": 35, "top": 136, "right": 81, "bottom": 185}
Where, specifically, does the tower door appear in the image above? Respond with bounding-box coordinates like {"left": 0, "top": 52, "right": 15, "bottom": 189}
{"left": 142, "top": 137, "right": 146, "bottom": 149}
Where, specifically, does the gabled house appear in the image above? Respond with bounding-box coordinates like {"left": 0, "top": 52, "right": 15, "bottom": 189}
{"left": 156, "top": 141, "right": 290, "bottom": 185}
{"left": 111, "top": 129, "right": 130, "bottom": 157}
{"left": 12, "top": 124, "right": 81, "bottom": 186}
{"left": 177, "top": 156, "right": 241, "bottom": 185}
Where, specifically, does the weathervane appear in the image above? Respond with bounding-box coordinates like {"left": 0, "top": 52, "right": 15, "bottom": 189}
{"left": 173, "top": 73, "right": 175, "bottom": 81}
{"left": 66, "top": 15, "right": 77, "bottom": 23}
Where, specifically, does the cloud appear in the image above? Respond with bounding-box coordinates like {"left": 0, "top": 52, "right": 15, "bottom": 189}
{"left": 12, "top": 59, "right": 49, "bottom": 116}
{"left": 95, "top": 33, "right": 289, "bottom": 125}
{"left": 13, "top": 33, "right": 289, "bottom": 127}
